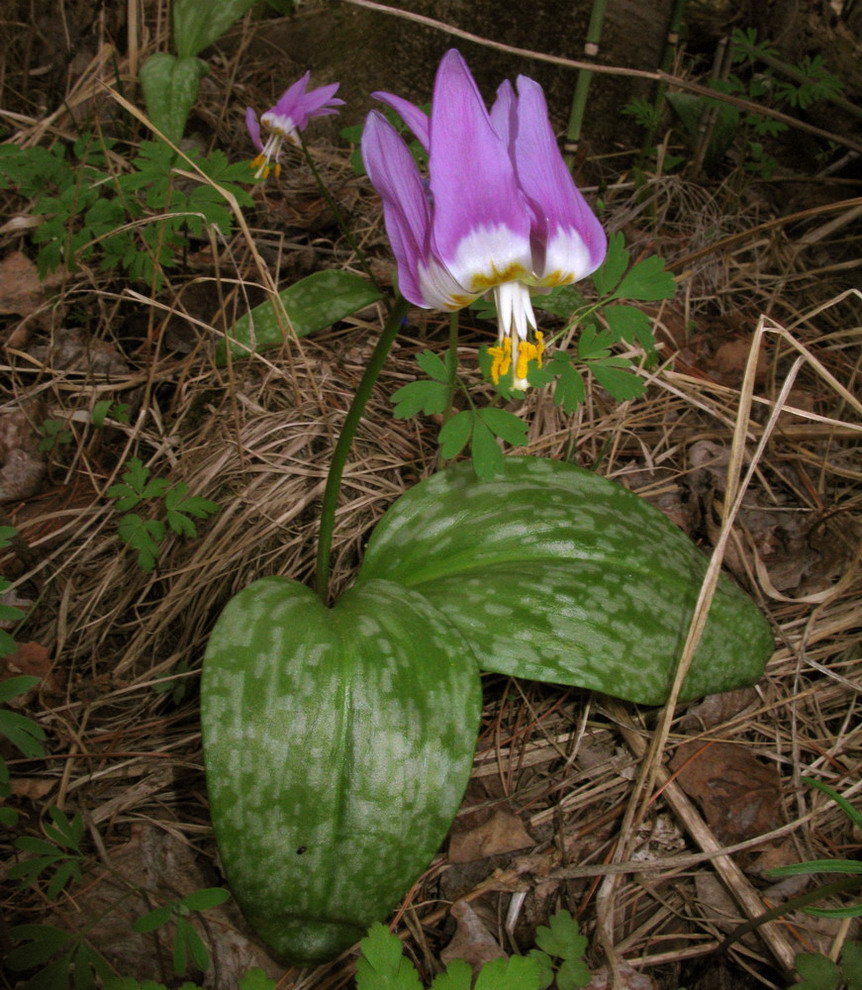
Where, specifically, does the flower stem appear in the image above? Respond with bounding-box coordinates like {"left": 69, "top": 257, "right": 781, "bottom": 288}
{"left": 314, "top": 295, "right": 410, "bottom": 603}
{"left": 299, "top": 137, "right": 390, "bottom": 311}
{"left": 444, "top": 310, "right": 459, "bottom": 422}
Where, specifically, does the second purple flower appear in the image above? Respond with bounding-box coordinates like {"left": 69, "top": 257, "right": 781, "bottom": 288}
{"left": 246, "top": 71, "right": 344, "bottom": 179}
{"left": 361, "top": 49, "right": 607, "bottom": 389}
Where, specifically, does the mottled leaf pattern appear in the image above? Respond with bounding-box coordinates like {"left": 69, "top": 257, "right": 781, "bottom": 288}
{"left": 357, "top": 458, "right": 772, "bottom": 704}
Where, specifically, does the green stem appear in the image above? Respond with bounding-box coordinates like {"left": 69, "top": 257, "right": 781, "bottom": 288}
{"left": 564, "top": 0, "right": 609, "bottom": 168}
{"left": 715, "top": 875, "right": 862, "bottom": 957}
{"left": 314, "top": 295, "right": 410, "bottom": 602}
{"left": 299, "top": 137, "right": 391, "bottom": 311}
{"left": 638, "top": 0, "right": 689, "bottom": 166}
{"left": 444, "top": 310, "right": 459, "bottom": 422}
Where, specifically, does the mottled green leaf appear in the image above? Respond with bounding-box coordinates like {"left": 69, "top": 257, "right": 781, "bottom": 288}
{"left": 173, "top": 0, "right": 258, "bottom": 57}
{"left": 202, "top": 578, "right": 481, "bottom": 964}
{"left": 217, "top": 270, "right": 380, "bottom": 362}
{"left": 139, "top": 53, "right": 208, "bottom": 145}
{"left": 357, "top": 457, "right": 772, "bottom": 704}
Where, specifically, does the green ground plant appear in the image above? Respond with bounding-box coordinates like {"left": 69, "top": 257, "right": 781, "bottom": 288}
{"left": 626, "top": 27, "right": 845, "bottom": 175}
{"left": 108, "top": 458, "right": 220, "bottom": 572}
{"left": 0, "top": 676, "right": 45, "bottom": 828}
{"left": 392, "top": 232, "right": 674, "bottom": 478}
{"left": 133, "top": 887, "right": 230, "bottom": 977}
{"left": 8, "top": 807, "right": 85, "bottom": 897}
{"left": 354, "top": 908, "right": 590, "bottom": 990}
{"left": 0, "top": 136, "right": 253, "bottom": 288}
{"left": 790, "top": 942, "right": 862, "bottom": 990}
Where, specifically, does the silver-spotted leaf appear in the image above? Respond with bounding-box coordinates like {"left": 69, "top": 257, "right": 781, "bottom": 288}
{"left": 217, "top": 270, "right": 381, "bottom": 363}
{"left": 201, "top": 576, "right": 481, "bottom": 964}
{"left": 139, "top": 53, "right": 208, "bottom": 145}
{"left": 357, "top": 457, "right": 772, "bottom": 704}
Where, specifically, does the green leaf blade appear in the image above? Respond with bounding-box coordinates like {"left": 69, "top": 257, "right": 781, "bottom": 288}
{"left": 218, "top": 271, "right": 381, "bottom": 363}
{"left": 356, "top": 458, "right": 773, "bottom": 704}
{"left": 202, "top": 578, "right": 482, "bottom": 965}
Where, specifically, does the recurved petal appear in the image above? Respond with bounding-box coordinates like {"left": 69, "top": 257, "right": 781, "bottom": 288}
{"left": 361, "top": 111, "right": 433, "bottom": 307}
{"left": 512, "top": 75, "right": 607, "bottom": 283}
{"left": 272, "top": 71, "right": 312, "bottom": 116}
{"left": 245, "top": 107, "right": 263, "bottom": 152}
{"left": 298, "top": 81, "right": 345, "bottom": 121}
{"left": 489, "top": 79, "right": 516, "bottom": 151}
{"left": 371, "top": 91, "right": 431, "bottom": 151}
{"left": 428, "top": 50, "right": 532, "bottom": 292}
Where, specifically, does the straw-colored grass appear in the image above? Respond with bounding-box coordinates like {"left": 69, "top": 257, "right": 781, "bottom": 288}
{"left": 1, "top": 5, "right": 860, "bottom": 989}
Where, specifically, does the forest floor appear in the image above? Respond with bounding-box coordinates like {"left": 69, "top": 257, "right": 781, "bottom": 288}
{"left": 0, "top": 3, "right": 860, "bottom": 989}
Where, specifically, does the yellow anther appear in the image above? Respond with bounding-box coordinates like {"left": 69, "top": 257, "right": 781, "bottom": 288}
{"left": 488, "top": 337, "right": 512, "bottom": 384}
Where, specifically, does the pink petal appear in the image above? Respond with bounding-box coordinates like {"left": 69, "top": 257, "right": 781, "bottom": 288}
{"left": 245, "top": 107, "right": 263, "bottom": 152}
{"left": 371, "top": 91, "right": 430, "bottom": 151}
{"left": 428, "top": 50, "right": 532, "bottom": 293}
{"left": 361, "top": 112, "right": 432, "bottom": 307}
{"left": 512, "top": 75, "right": 607, "bottom": 282}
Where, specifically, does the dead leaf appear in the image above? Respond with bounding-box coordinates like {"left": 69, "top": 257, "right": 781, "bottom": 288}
{"left": 10, "top": 776, "right": 54, "bottom": 800}
{"left": 588, "top": 961, "right": 656, "bottom": 990}
{"left": 1, "top": 641, "right": 62, "bottom": 696}
{"left": 30, "top": 327, "right": 129, "bottom": 377}
{"left": 707, "top": 336, "right": 768, "bottom": 387}
{"left": 678, "top": 688, "right": 759, "bottom": 732}
{"left": 0, "top": 588, "right": 33, "bottom": 627}
{"left": 0, "top": 404, "right": 46, "bottom": 503}
{"left": 48, "top": 824, "right": 282, "bottom": 987}
{"left": 441, "top": 900, "right": 506, "bottom": 974}
{"left": 669, "top": 741, "right": 783, "bottom": 846}
{"left": 0, "top": 251, "right": 63, "bottom": 340}
{"left": 694, "top": 874, "right": 755, "bottom": 944}
{"left": 449, "top": 808, "right": 535, "bottom": 864}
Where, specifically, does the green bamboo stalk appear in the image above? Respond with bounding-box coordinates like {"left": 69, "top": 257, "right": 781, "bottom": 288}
{"left": 564, "top": 0, "right": 609, "bottom": 169}
{"left": 639, "top": 0, "right": 689, "bottom": 162}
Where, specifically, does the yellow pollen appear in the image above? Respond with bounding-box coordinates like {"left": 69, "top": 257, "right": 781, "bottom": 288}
{"left": 250, "top": 154, "right": 281, "bottom": 180}
{"left": 488, "top": 337, "right": 512, "bottom": 384}
{"left": 515, "top": 331, "right": 545, "bottom": 383}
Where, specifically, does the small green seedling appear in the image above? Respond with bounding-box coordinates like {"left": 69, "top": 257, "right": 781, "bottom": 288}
{"left": 108, "top": 458, "right": 220, "bottom": 572}
{"left": 37, "top": 419, "right": 73, "bottom": 452}
{"left": 354, "top": 908, "right": 591, "bottom": 990}
{"left": 0, "top": 673, "right": 45, "bottom": 828}
{"left": 9, "top": 807, "right": 85, "bottom": 897}
{"left": 7, "top": 924, "right": 113, "bottom": 990}
{"left": 133, "top": 887, "right": 230, "bottom": 976}
{"left": 92, "top": 400, "right": 130, "bottom": 428}
{"left": 766, "top": 778, "right": 862, "bottom": 919}
{"left": 790, "top": 941, "right": 862, "bottom": 990}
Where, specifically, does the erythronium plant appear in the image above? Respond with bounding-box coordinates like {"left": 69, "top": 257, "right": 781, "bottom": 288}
{"left": 246, "top": 72, "right": 345, "bottom": 179}
{"left": 201, "top": 50, "right": 773, "bottom": 966}
{"left": 362, "top": 49, "right": 607, "bottom": 388}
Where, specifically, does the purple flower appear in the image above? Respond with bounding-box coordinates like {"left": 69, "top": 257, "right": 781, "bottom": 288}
{"left": 246, "top": 71, "right": 344, "bottom": 178}
{"left": 361, "top": 49, "right": 607, "bottom": 389}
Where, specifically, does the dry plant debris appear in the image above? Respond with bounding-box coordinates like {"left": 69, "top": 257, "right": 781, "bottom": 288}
{"left": 1, "top": 3, "right": 860, "bottom": 989}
